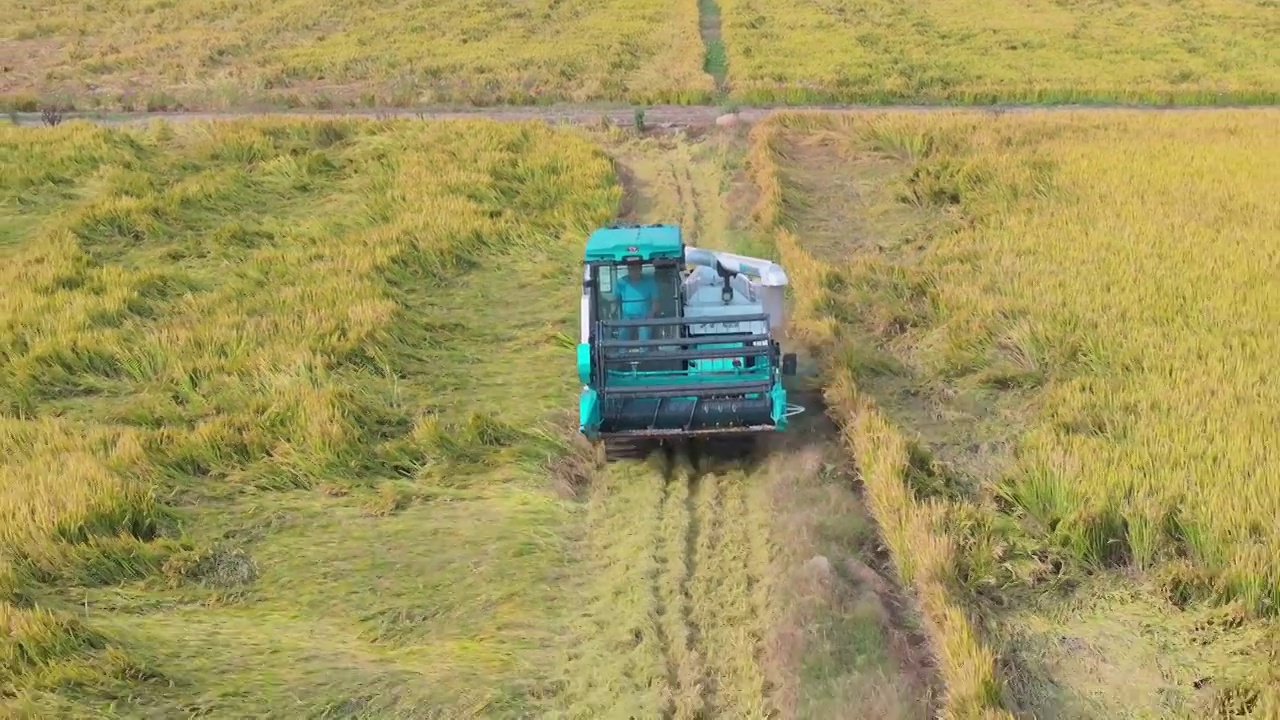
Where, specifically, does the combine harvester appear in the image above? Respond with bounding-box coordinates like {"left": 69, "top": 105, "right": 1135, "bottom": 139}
{"left": 576, "top": 222, "right": 805, "bottom": 461}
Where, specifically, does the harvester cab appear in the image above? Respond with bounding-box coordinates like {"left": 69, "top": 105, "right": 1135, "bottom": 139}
{"left": 576, "top": 222, "right": 803, "bottom": 460}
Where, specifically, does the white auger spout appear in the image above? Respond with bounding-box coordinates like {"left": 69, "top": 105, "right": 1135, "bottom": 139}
{"left": 684, "top": 246, "right": 789, "bottom": 287}
{"left": 683, "top": 246, "right": 789, "bottom": 334}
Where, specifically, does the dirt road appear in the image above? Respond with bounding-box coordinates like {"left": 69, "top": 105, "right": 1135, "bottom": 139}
{"left": 11, "top": 101, "right": 1274, "bottom": 129}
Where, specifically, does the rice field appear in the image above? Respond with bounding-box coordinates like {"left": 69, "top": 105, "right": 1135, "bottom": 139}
{"left": 718, "top": 0, "right": 1280, "bottom": 105}
{"left": 749, "top": 109, "right": 1280, "bottom": 717}
{"left": 8, "top": 0, "right": 1280, "bottom": 112}
{"left": 0, "top": 116, "right": 618, "bottom": 714}
{"left": 1, "top": 0, "right": 713, "bottom": 112}
{"left": 0, "top": 118, "right": 925, "bottom": 716}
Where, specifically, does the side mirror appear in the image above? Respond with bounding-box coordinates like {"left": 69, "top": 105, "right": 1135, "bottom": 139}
{"left": 781, "top": 353, "right": 798, "bottom": 376}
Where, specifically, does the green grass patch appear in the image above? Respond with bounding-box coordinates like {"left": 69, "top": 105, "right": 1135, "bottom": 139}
{"left": 698, "top": 0, "right": 729, "bottom": 93}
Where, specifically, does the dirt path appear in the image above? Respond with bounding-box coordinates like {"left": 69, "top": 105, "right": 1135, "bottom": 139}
{"left": 554, "top": 132, "right": 936, "bottom": 719}
{"left": 11, "top": 102, "right": 1275, "bottom": 129}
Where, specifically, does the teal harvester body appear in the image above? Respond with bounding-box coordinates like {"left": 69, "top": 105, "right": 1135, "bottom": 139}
{"left": 576, "top": 222, "right": 798, "bottom": 458}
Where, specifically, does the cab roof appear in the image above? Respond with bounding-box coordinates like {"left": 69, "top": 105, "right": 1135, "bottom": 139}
{"left": 584, "top": 223, "right": 683, "bottom": 263}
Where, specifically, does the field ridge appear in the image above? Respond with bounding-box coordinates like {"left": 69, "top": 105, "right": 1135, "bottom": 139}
{"left": 10, "top": 102, "right": 1280, "bottom": 133}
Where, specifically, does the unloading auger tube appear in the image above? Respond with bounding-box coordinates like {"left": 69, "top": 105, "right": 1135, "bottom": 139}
{"left": 683, "top": 247, "right": 789, "bottom": 288}
{"left": 576, "top": 223, "right": 807, "bottom": 461}
{"left": 685, "top": 244, "right": 807, "bottom": 415}
{"left": 684, "top": 245, "right": 806, "bottom": 420}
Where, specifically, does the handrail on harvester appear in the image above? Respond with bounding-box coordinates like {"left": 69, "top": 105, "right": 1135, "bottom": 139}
{"left": 599, "top": 332, "right": 770, "bottom": 349}
{"left": 601, "top": 379, "right": 774, "bottom": 398}
{"left": 599, "top": 312, "right": 771, "bottom": 327}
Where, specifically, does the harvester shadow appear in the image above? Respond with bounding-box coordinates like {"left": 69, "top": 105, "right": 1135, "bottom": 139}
{"left": 604, "top": 384, "right": 835, "bottom": 483}
{"left": 629, "top": 428, "right": 817, "bottom": 483}
{"left": 610, "top": 435, "right": 767, "bottom": 483}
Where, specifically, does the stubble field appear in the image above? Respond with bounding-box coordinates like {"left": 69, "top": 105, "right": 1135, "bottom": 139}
{"left": 0, "top": 117, "right": 934, "bottom": 718}
{"left": 749, "top": 108, "right": 1280, "bottom": 718}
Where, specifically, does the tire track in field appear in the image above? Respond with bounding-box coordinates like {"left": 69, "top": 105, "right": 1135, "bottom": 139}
{"left": 662, "top": 137, "right": 775, "bottom": 715}
{"left": 651, "top": 461, "right": 679, "bottom": 718}
{"left": 688, "top": 468, "right": 726, "bottom": 715}
{"left": 688, "top": 457, "right": 779, "bottom": 719}
{"left": 558, "top": 136, "right": 789, "bottom": 718}
{"left": 659, "top": 144, "right": 729, "bottom": 718}
{"left": 563, "top": 454, "right": 780, "bottom": 719}
{"left": 662, "top": 461, "right": 709, "bottom": 719}
{"left": 659, "top": 146, "right": 720, "bottom": 720}
{"left": 667, "top": 148, "right": 704, "bottom": 247}
{"left": 559, "top": 455, "right": 713, "bottom": 719}
{"left": 558, "top": 459, "right": 672, "bottom": 719}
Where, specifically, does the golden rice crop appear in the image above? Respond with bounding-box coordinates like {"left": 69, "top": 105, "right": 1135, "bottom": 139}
{"left": 718, "top": 0, "right": 1280, "bottom": 105}
{"left": 3, "top": 0, "right": 713, "bottom": 111}
{"left": 0, "top": 116, "right": 620, "bottom": 712}
{"left": 749, "top": 108, "right": 1280, "bottom": 715}
{"left": 854, "top": 109, "right": 1280, "bottom": 607}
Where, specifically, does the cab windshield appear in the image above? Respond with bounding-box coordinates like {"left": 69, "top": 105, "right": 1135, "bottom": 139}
{"left": 594, "top": 260, "right": 682, "bottom": 343}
